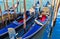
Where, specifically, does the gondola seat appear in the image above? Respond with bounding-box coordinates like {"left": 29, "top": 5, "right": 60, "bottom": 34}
{"left": 0, "top": 21, "right": 19, "bottom": 36}
{"left": 22, "top": 24, "right": 41, "bottom": 39}
{"left": 22, "top": 16, "right": 48, "bottom": 39}
{"left": 35, "top": 16, "right": 48, "bottom": 26}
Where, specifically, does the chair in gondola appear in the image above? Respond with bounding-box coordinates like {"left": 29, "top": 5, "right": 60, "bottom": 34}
{"left": 8, "top": 28, "right": 17, "bottom": 39}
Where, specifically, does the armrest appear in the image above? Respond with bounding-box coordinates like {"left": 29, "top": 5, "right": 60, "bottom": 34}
{"left": 35, "top": 19, "right": 44, "bottom": 26}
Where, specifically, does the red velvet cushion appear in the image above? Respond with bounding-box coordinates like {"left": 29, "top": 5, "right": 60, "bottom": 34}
{"left": 26, "top": 15, "right": 28, "bottom": 19}
{"left": 40, "top": 15, "right": 46, "bottom": 22}
{"left": 19, "top": 15, "right": 28, "bottom": 23}
{"left": 19, "top": 19, "right": 23, "bottom": 23}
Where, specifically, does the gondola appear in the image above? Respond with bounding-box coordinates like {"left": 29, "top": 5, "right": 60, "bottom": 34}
{"left": 0, "top": 0, "right": 20, "bottom": 26}
{"left": 22, "top": 7, "right": 51, "bottom": 39}
{"left": 0, "top": 10, "right": 33, "bottom": 37}
{"left": 0, "top": 0, "right": 33, "bottom": 37}
{"left": 22, "top": 16, "right": 49, "bottom": 39}
{"left": 4, "top": 0, "right": 59, "bottom": 39}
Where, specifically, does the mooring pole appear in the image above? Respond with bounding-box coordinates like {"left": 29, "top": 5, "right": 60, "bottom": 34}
{"left": 49, "top": 0, "right": 60, "bottom": 37}
{"left": 3, "top": 0, "right": 6, "bottom": 10}
{"left": 23, "top": 0, "right": 26, "bottom": 32}
{"left": 39, "top": 0, "right": 42, "bottom": 9}
{"left": 6, "top": 0, "right": 10, "bottom": 23}
{"left": 0, "top": 6, "right": 4, "bottom": 28}
{"left": 20, "top": 0, "right": 21, "bottom": 13}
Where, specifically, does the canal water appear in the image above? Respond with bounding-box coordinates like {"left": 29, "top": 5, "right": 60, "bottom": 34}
{"left": 0, "top": 0, "right": 51, "bottom": 12}
{"left": 0, "top": 0, "right": 52, "bottom": 39}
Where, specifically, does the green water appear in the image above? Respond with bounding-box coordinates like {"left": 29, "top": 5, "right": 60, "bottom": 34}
{"left": 0, "top": 0, "right": 38, "bottom": 11}
{"left": 0, "top": 0, "right": 51, "bottom": 13}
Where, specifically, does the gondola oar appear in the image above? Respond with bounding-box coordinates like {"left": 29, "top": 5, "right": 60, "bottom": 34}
{"left": 51, "top": 0, "right": 54, "bottom": 8}
{"left": 16, "top": 0, "right": 19, "bottom": 17}
{"left": 17, "top": 0, "right": 18, "bottom": 12}
{"left": 20, "top": 0, "right": 21, "bottom": 13}
{"left": 39, "top": 0, "right": 42, "bottom": 9}
{"left": 6, "top": 0, "right": 10, "bottom": 24}
{"left": 12, "top": 0, "right": 17, "bottom": 20}
{"left": 0, "top": 6, "right": 4, "bottom": 28}
{"left": 12, "top": 0, "right": 15, "bottom": 19}
{"left": 23, "top": 0, "right": 26, "bottom": 32}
